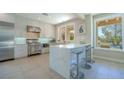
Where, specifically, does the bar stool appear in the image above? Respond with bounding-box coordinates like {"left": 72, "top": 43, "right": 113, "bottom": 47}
{"left": 71, "top": 49, "right": 84, "bottom": 79}
{"left": 83, "top": 46, "right": 95, "bottom": 70}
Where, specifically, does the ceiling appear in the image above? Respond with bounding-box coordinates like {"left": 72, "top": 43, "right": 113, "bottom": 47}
{"left": 15, "top": 13, "right": 86, "bottom": 25}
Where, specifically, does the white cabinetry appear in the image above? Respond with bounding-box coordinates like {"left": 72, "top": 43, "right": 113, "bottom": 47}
{"left": 15, "top": 44, "right": 28, "bottom": 58}
{"left": 42, "top": 47, "right": 49, "bottom": 54}
{"left": 56, "top": 23, "right": 75, "bottom": 43}
{"left": 49, "top": 44, "right": 90, "bottom": 79}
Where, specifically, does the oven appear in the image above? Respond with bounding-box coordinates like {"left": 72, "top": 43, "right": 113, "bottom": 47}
{"left": 27, "top": 39, "right": 41, "bottom": 56}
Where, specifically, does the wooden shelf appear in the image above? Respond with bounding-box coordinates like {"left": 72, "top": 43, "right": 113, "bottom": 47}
{"left": 27, "top": 25, "right": 41, "bottom": 33}
{"left": 27, "top": 25, "right": 41, "bottom": 39}
{"left": 96, "top": 17, "right": 122, "bottom": 27}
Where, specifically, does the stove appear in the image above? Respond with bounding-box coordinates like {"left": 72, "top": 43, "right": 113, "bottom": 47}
{"left": 27, "top": 39, "right": 41, "bottom": 56}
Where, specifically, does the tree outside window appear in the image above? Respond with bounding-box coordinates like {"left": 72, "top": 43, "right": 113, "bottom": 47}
{"left": 96, "top": 17, "right": 122, "bottom": 50}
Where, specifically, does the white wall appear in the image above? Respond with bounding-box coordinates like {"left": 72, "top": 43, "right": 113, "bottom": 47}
{"left": 14, "top": 15, "right": 55, "bottom": 38}
{"left": 55, "top": 18, "right": 89, "bottom": 43}
{"left": 84, "top": 15, "right": 92, "bottom": 44}
{"left": 0, "top": 13, "right": 55, "bottom": 58}
{"left": 44, "top": 23, "right": 55, "bottom": 38}
{"left": 14, "top": 15, "right": 42, "bottom": 58}
{"left": 0, "top": 13, "right": 55, "bottom": 39}
{"left": 14, "top": 15, "right": 55, "bottom": 58}
{"left": 0, "top": 13, "right": 15, "bottom": 23}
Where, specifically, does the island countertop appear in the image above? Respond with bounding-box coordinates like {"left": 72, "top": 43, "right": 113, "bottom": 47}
{"left": 50, "top": 43, "right": 91, "bottom": 49}
{"left": 49, "top": 43, "right": 91, "bottom": 79}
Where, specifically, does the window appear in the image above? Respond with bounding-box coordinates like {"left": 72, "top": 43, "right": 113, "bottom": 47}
{"left": 96, "top": 17, "right": 122, "bottom": 50}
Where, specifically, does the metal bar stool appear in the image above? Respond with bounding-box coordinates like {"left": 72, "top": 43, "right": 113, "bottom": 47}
{"left": 83, "top": 45, "right": 95, "bottom": 70}
{"left": 71, "top": 49, "right": 84, "bottom": 79}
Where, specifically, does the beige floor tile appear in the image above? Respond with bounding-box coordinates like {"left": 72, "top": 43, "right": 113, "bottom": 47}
{"left": 0, "top": 54, "right": 124, "bottom": 79}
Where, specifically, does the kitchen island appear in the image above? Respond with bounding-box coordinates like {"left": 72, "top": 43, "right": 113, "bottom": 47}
{"left": 49, "top": 43, "right": 91, "bottom": 79}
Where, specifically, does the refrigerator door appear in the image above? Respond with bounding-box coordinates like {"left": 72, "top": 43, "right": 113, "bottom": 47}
{"left": 0, "top": 46, "right": 14, "bottom": 61}
{"left": 0, "top": 25, "right": 15, "bottom": 61}
{"left": 0, "top": 30, "right": 14, "bottom": 42}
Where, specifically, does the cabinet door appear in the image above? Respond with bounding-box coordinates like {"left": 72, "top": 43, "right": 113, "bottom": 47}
{"left": 58, "top": 26, "right": 66, "bottom": 43}
{"left": 66, "top": 24, "right": 75, "bottom": 42}
{"left": 15, "top": 45, "right": 27, "bottom": 58}
{"left": 57, "top": 24, "right": 75, "bottom": 43}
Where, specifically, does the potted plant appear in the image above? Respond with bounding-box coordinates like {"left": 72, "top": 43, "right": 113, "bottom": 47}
{"left": 112, "top": 36, "right": 121, "bottom": 45}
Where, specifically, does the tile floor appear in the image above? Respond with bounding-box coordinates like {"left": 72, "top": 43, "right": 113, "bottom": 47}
{"left": 0, "top": 54, "right": 63, "bottom": 79}
{"left": 0, "top": 54, "right": 124, "bottom": 79}
{"left": 84, "top": 58, "right": 124, "bottom": 79}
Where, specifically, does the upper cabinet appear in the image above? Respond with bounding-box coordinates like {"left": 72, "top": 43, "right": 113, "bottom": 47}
{"left": 27, "top": 25, "right": 41, "bottom": 39}
{"left": 55, "top": 19, "right": 86, "bottom": 44}
{"left": 14, "top": 15, "right": 42, "bottom": 38}
{"left": 27, "top": 25, "right": 41, "bottom": 33}
{"left": 66, "top": 25, "right": 75, "bottom": 42}
{"left": 57, "top": 24, "right": 75, "bottom": 43}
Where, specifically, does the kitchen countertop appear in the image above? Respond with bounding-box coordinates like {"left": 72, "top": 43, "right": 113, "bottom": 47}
{"left": 49, "top": 43, "right": 91, "bottom": 78}
{"left": 50, "top": 43, "right": 91, "bottom": 49}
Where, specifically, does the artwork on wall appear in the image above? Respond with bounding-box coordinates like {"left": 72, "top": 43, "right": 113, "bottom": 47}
{"left": 78, "top": 24, "right": 85, "bottom": 35}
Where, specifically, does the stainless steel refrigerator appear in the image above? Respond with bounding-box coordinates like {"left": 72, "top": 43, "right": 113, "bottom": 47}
{"left": 0, "top": 21, "right": 15, "bottom": 62}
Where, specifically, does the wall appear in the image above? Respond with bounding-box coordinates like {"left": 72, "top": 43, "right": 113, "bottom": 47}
{"left": 14, "top": 15, "right": 42, "bottom": 58}
{"left": 55, "top": 18, "right": 89, "bottom": 43}
{"left": 92, "top": 13, "right": 124, "bottom": 63}
{"left": 0, "top": 13, "right": 15, "bottom": 23}
{"left": 14, "top": 15, "right": 41, "bottom": 38}
{"left": 84, "top": 15, "right": 92, "bottom": 44}
{"left": 14, "top": 15, "right": 55, "bottom": 38}
{"left": 0, "top": 13, "right": 55, "bottom": 39}
{"left": 14, "top": 15, "right": 55, "bottom": 58}
{"left": 44, "top": 23, "right": 55, "bottom": 38}
{"left": 0, "top": 13, "right": 55, "bottom": 58}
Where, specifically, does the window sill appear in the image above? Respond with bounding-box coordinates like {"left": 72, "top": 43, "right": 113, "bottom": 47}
{"left": 94, "top": 47, "right": 124, "bottom": 53}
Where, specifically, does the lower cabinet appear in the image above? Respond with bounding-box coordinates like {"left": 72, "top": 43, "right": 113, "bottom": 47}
{"left": 42, "top": 47, "right": 49, "bottom": 54}
{"left": 15, "top": 44, "right": 28, "bottom": 58}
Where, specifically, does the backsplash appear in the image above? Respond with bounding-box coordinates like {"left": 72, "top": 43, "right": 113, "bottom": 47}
{"left": 38, "top": 37, "right": 54, "bottom": 43}
{"left": 15, "top": 37, "right": 26, "bottom": 44}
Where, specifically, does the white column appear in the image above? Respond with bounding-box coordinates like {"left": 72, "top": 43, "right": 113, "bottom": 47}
{"left": 122, "top": 14, "right": 124, "bottom": 51}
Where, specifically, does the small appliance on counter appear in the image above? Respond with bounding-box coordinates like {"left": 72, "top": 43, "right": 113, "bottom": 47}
{"left": 27, "top": 39, "right": 41, "bottom": 56}
{"left": 41, "top": 43, "right": 49, "bottom": 54}
{"left": 38, "top": 37, "right": 54, "bottom": 54}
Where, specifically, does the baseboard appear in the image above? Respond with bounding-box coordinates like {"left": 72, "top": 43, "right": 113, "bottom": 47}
{"left": 0, "top": 58, "right": 14, "bottom": 62}
{"left": 93, "top": 55, "right": 124, "bottom": 63}
{"left": 15, "top": 55, "right": 28, "bottom": 59}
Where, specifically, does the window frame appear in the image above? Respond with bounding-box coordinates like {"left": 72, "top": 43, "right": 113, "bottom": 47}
{"left": 57, "top": 23, "right": 76, "bottom": 43}
{"left": 93, "top": 14, "right": 124, "bottom": 51}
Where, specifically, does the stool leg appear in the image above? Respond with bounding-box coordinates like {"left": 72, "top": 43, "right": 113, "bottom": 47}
{"left": 71, "top": 51, "right": 85, "bottom": 79}
{"left": 76, "top": 54, "right": 79, "bottom": 79}
{"left": 84, "top": 49, "right": 92, "bottom": 70}
{"left": 84, "top": 62, "right": 91, "bottom": 69}
{"left": 77, "top": 54, "right": 84, "bottom": 79}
